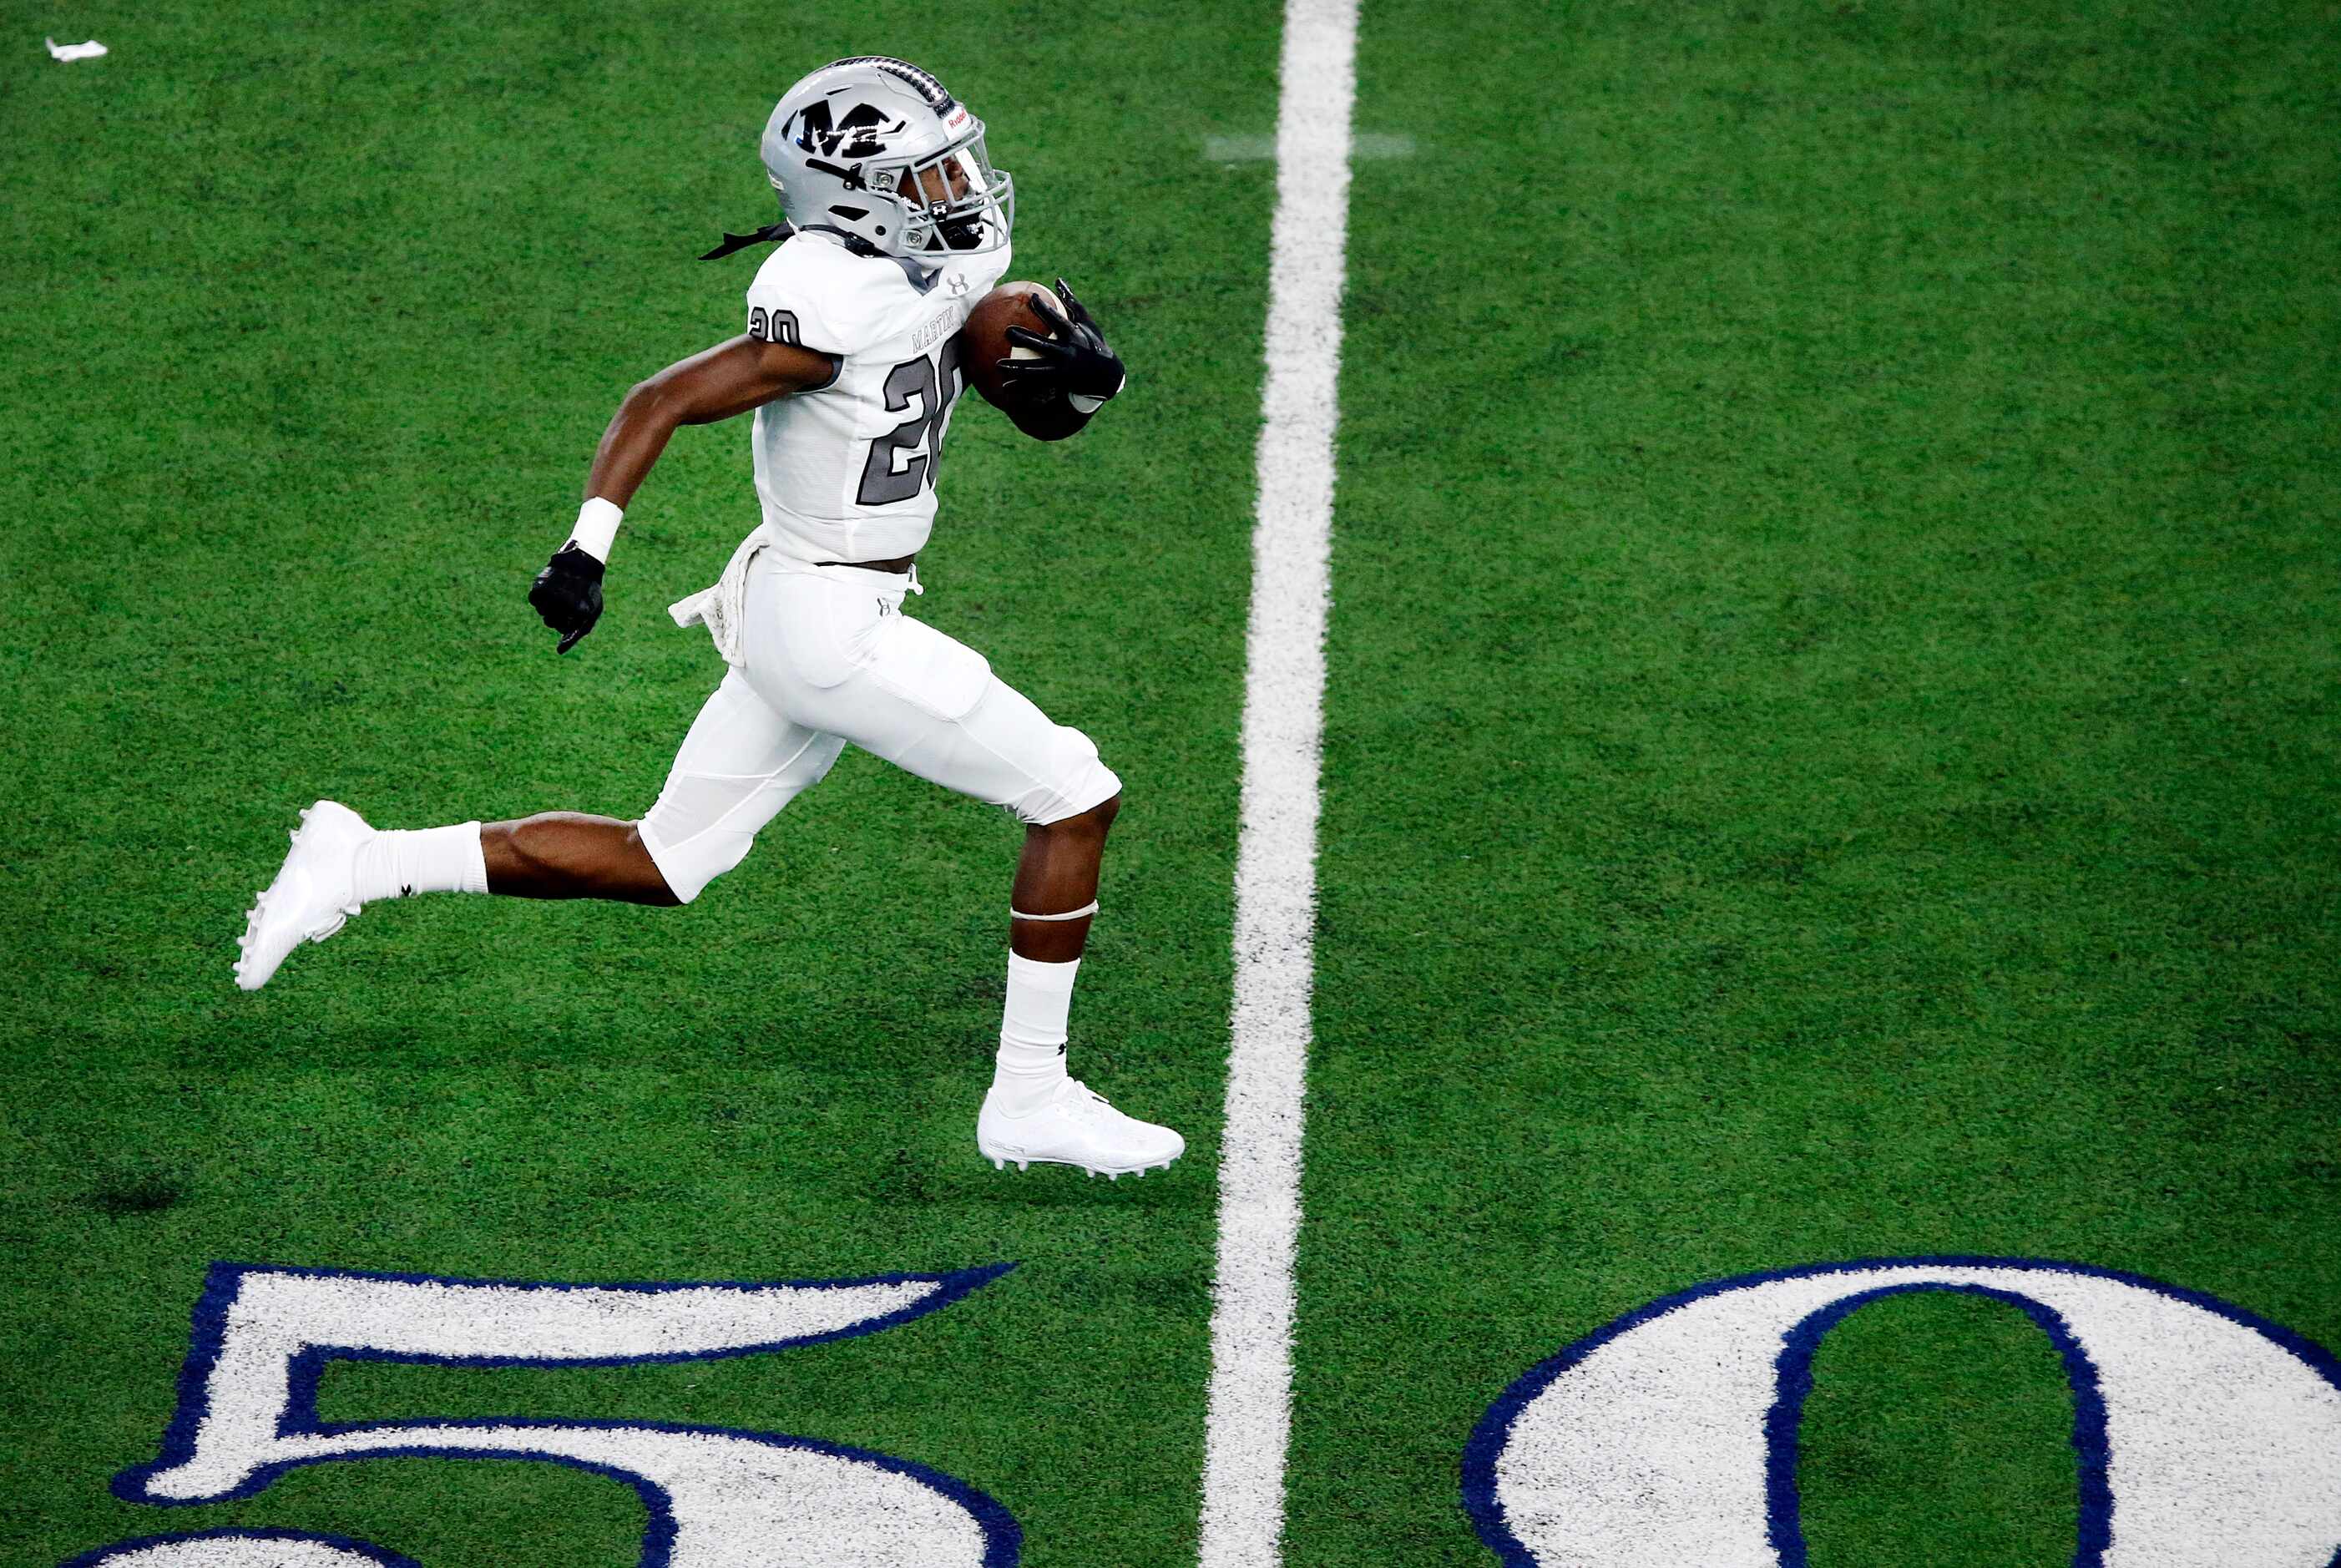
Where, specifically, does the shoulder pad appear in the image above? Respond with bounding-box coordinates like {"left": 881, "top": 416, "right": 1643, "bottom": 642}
{"left": 745, "top": 235, "right": 926, "bottom": 359}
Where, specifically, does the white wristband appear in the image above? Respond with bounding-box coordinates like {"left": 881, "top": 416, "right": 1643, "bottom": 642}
{"left": 567, "top": 497, "right": 623, "bottom": 564}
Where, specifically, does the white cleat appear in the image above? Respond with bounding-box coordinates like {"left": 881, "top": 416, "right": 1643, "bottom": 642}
{"left": 234, "top": 800, "right": 373, "bottom": 991}
{"left": 977, "top": 1077, "right": 1185, "bottom": 1179}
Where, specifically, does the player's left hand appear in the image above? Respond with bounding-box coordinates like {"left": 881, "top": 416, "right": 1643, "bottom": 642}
{"left": 999, "top": 278, "right": 1125, "bottom": 411}
{"left": 528, "top": 545, "right": 604, "bottom": 655}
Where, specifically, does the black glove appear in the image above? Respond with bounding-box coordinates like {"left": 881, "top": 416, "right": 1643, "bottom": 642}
{"left": 999, "top": 277, "right": 1126, "bottom": 408}
{"left": 528, "top": 544, "right": 604, "bottom": 655}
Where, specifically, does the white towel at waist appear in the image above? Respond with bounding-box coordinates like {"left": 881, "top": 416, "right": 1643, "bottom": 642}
{"left": 668, "top": 524, "right": 776, "bottom": 667}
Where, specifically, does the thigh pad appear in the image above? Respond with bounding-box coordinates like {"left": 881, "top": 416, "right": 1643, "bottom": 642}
{"left": 866, "top": 613, "right": 993, "bottom": 722}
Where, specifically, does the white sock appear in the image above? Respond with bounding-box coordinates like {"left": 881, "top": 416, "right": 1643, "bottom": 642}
{"left": 351, "top": 822, "right": 489, "bottom": 904}
{"left": 991, "top": 953, "right": 1079, "bottom": 1113}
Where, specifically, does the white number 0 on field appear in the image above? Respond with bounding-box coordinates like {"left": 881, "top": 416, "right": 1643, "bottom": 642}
{"left": 1466, "top": 1257, "right": 2341, "bottom": 1568}
{"left": 65, "top": 1261, "right": 1022, "bottom": 1568}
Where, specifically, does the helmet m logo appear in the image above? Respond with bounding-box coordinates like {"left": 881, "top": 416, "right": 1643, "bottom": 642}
{"left": 791, "top": 98, "right": 905, "bottom": 160}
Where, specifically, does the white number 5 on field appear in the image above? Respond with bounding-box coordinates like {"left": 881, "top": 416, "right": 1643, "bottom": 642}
{"left": 66, "top": 1261, "right": 1022, "bottom": 1568}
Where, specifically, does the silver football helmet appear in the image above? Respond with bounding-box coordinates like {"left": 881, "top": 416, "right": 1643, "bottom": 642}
{"left": 761, "top": 57, "right": 1014, "bottom": 263}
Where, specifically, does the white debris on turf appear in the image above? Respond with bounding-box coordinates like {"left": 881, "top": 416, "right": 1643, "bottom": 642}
{"left": 46, "top": 37, "right": 108, "bottom": 61}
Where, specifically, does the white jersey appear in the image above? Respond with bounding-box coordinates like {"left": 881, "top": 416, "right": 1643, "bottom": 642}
{"left": 742, "top": 230, "right": 1010, "bottom": 564}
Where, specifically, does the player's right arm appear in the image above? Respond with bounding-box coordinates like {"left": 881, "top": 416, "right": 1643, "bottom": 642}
{"left": 528, "top": 334, "right": 837, "bottom": 655}
{"left": 584, "top": 335, "right": 837, "bottom": 507}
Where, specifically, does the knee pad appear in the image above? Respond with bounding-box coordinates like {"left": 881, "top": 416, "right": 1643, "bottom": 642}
{"left": 1024, "top": 726, "right": 1122, "bottom": 827}
{"left": 640, "top": 752, "right": 839, "bottom": 903}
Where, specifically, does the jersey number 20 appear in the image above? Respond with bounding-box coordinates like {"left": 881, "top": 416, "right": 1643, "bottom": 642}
{"left": 857, "top": 340, "right": 967, "bottom": 507}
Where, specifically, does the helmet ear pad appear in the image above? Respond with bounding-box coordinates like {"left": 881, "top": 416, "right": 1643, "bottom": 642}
{"left": 837, "top": 159, "right": 972, "bottom": 254}
{"left": 812, "top": 164, "right": 918, "bottom": 247}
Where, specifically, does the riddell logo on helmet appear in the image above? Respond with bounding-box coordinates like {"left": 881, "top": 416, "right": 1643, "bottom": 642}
{"left": 946, "top": 107, "right": 971, "bottom": 131}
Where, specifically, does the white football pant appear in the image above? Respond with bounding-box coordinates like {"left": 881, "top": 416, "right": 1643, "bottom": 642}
{"left": 639, "top": 555, "right": 1120, "bottom": 903}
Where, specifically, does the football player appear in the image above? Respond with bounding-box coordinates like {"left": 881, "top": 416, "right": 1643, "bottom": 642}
{"left": 235, "top": 57, "right": 1181, "bottom": 1180}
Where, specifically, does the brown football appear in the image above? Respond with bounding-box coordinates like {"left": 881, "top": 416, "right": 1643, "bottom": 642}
{"left": 961, "top": 281, "right": 1060, "bottom": 410}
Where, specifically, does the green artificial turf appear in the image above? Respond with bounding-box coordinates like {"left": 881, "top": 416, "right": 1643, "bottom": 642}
{"left": 1292, "top": 0, "right": 2338, "bottom": 1562}
{"left": 1795, "top": 1292, "right": 2080, "bottom": 1564}
{"left": 3, "top": 3, "right": 1276, "bottom": 1563}
{"left": 5, "top": 1, "right": 2338, "bottom": 1565}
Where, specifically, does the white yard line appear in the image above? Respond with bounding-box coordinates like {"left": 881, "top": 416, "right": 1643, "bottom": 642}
{"left": 1196, "top": 1, "right": 1359, "bottom": 1565}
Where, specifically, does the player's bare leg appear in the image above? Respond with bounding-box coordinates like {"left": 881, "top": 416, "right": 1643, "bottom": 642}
{"left": 482, "top": 813, "right": 680, "bottom": 904}
{"left": 1007, "top": 792, "right": 1116, "bottom": 961}
{"left": 978, "top": 793, "right": 1184, "bottom": 1179}
{"left": 234, "top": 803, "right": 677, "bottom": 991}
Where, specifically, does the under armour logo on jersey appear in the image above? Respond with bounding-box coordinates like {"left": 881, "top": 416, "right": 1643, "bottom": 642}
{"left": 791, "top": 97, "right": 907, "bottom": 160}
{"left": 944, "top": 272, "right": 971, "bottom": 298}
